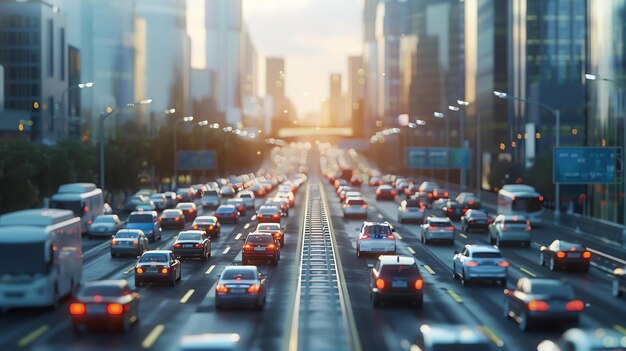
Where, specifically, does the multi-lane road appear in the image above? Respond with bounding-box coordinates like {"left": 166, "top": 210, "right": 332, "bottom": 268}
{"left": 1, "top": 152, "right": 625, "bottom": 351}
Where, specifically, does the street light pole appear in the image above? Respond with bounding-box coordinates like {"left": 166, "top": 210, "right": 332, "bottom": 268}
{"left": 173, "top": 116, "right": 194, "bottom": 190}
{"left": 434, "top": 112, "right": 449, "bottom": 187}
{"left": 57, "top": 82, "right": 94, "bottom": 138}
{"left": 448, "top": 105, "right": 466, "bottom": 189}
{"left": 456, "top": 100, "right": 481, "bottom": 199}
{"left": 494, "top": 91, "right": 561, "bottom": 218}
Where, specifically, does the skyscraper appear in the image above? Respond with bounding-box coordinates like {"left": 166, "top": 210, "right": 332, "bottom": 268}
{"left": 328, "top": 74, "right": 342, "bottom": 126}
{"left": 363, "top": 0, "right": 379, "bottom": 136}
{"left": 347, "top": 56, "right": 365, "bottom": 132}
{"left": 265, "top": 57, "right": 285, "bottom": 120}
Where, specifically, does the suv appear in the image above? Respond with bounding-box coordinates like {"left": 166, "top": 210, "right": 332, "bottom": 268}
{"left": 370, "top": 255, "right": 423, "bottom": 308}
{"left": 421, "top": 217, "right": 455, "bottom": 245}
{"left": 201, "top": 189, "right": 221, "bottom": 210}
{"left": 126, "top": 211, "right": 162, "bottom": 242}
{"left": 242, "top": 232, "right": 281, "bottom": 265}
{"left": 356, "top": 222, "right": 397, "bottom": 257}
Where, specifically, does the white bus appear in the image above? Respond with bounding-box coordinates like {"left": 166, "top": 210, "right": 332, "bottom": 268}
{"left": 50, "top": 183, "right": 104, "bottom": 233}
{"left": 0, "top": 209, "right": 82, "bottom": 308}
{"left": 497, "top": 184, "right": 544, "bottom": 223}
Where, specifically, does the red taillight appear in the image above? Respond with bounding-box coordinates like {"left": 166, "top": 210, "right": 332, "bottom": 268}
{"left": 272, "top": 214, "right": 279, "bottom": 219}
{"left": 174, "top": 217, "right": 180, "bottom": 222}
{"left": 193, "top": 225, "right": 198, "bottom": 229}
{"left": 362, "top": 204, "right": 367, "bottom": 208}
{"left": 209, "top": 225, "right": 214, "bottom": 230}
{"left": 173, "top": 243, "right": 182, "bottom": 248}
{"left": 428, "top": 193, "right": 433, "bottom": 198}
{"left": 556, "top": 251, "right": 566, "bottom": 258}
{"left": 189, "top": 209, "right": 195, "bottom": 213}
{"left": 565, "top": 300, "right": 585, "bottom": 312}
{"left": 466, "top": 261, "right": 479, "bottom": 267}
{"left": 446, "top": 226, "right": 455, "bottom": 230}
{"left": 136, "top": 267, "right": 144, "bottom": 274}
{"left": 376, "top": 278, "right": 385, "bottom": 290}
{"left": 468, "top": 201, "right": 475, "bottom": 205}
{"left": 390, "top": 190, "right": 396, "bottom": 195}
{"left": 69, "top": 303, "right": 86, "bottom": 315}
{"left": 195, "top": 243, "right": 204, "bottom": 248}
{"left": 111, "top": 240, "right": 117, "bottom": 246}
{"left": 497, "top": 261, "right": 510, "bottom": 267}
{"left": 244, "top": 244, "right": 252, "bottom": 250}
{"left": 178, "top": 195, "right": 183, "bottom": 200}
{"left": 414, "top": 279, "right": 423, "bottom": 290}
{"left": 258, "top": 215, "right": 264, "bottom": 218}
{"left": 487, "top": 218, "right": 494, "bottom": 223}
{"left": 248, "top": 284, "right": 260, "bottom": 293}
{"left": 386, "top": 235, "right": 395, "bottom": 240}
{"left": 216, "top": 285, "right": 229, "bottom": 294}
{"left": 161, "top": 267, "right": 169, "bottom": 274}
{"left": 447, "top": 208, "right": 454, "bottom": 213}
{"left": 528, "top": 300, "right": 549, "bottom": 311}
{"left": 539, "top": 195, "right": 544, "bottom": 202}
{"left": 107, "top": 303, "right": 124, "bottom": 315}
{"left": 267, "top": 244, "right": 276, "bottom": 250}
{"left": 230, "top": 213, "right": 235, "bottom": 218}
{"left": 582, "top": 251, "right": 591, "bottom": 259}
{"left": 376, "top": 190, "right": 381, "bottom": 195}
{"left": 360, "top": 234, "right": 370, "bottom": 240}
{"left": 133, "top": 241, "right": 139, "bottom": 247}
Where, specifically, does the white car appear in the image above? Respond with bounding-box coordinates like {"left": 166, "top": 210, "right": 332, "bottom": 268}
{"left": 343, "top": 197, "right": 368, "bottom": 219}
{"left": 452, "top": 245, "right": 509, "bottom": 286}
{"left": 356, "top": 222, "right": 396, "bottom": 257}
{"left": 236, "top": 190, "right": 255, "bottom": 209}
{"left": 488, "top": 215, "right": 532, "bottom": 247}
{"left": 421, "top": 217, "right": 455, "bottom": 245}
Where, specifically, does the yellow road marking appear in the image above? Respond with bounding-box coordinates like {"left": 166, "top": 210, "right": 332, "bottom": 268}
{"left": 222, "top": 246, "right": 231, "bottom": 255}
{"left": 179, "top": 289, "right": 195, "bottom": 304}
{"left": 614, "top": 325, "right": 626, "bottom": 335}
{"left": 447, "top": 289, "right": 463, "bottom": 303}
{"left": 142, "top": 324, "right": 165, "bottom": 349}
{"left": 407, "top": 247, "right": 416, "bottom": 254}
{"left": 235, "top": 233, "right": 242, "bottom": 240}
{"left": 482, "top": 325, "right": 504, "bottom": 347}
{"left": 394, "top": 233, "right": 403, "bottom": 240}
{"left": 423, "top": 265, "right": 436, "bottom": 275}
{"left": 124, "top": 265, "right": 136, "bottom": 275}
{"left": 205, "top": 265, "right": 215, "bottom": 275}
{"left": 519, "top": 267, "right": 537, "bottom": 278}
{"left": 459, "top": 233, "right": 467, "bottom": 239}
{"left": 244, "top": 223, "right": 250, "bottom": 229}
{"left": 18, "top": 325, "right": 48, "bottom": 347}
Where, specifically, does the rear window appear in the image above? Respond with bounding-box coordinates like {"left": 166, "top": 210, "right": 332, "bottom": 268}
{"left": 468, "top": 211, "right": 487, "bottom": 219}
{"left": 239, "top": 193, "right": 253, "bottom": 198}
{"left": 430, "top": 344, "right": 491, "bottom": 351}
{"left": 222, "top": 269, "right": 255, "bottom": 280}
{"left": 512, "top": 196, "right": 542, "bottom": 212}
{"left": 216, "top": 207, "right": 235, "bottom": 213}
{"left": 129, "top": 214, "right": 154, "bottom": 223}
{"left": 380, "top": 264, "right": 420, "bottom": 278}
{"left": 178, "top": 233, "right": 202, "bottom": 241}
{"left": 195, "top": 218, "right": 216, "bottom": 224}
{"left": 504, "top": 219, "right": 528, "bottom": 225}
{"left": 559, "top": 242, "right": 584, "bottom": 251}
{"left": 405, "top": 200, "right": 421, "bottom": 208}
{"left": 347, "top": 199, "right": 365, "bottom": 205}
{"left": 162, "top": 210, "right": 182, "bottom": 217}
{"left": 140, "top": 253, "right": 168, "bottom": 263}
{"left": 530, "top": 282, "right": 574, "bottom": 298}
{"left": 429, "top": 221, "right": 452, "bottom": 227}
{"left": 115, "top": 232, "right": 139, "bottom": 239}
{"left": 259, "top": 207, "right": 278, "bottom": 215}
{"left": 472, "top": 252, "right": 502, "bottom": 259}
{"left": 257, "top": 224, "right": 280, "bottom": 231}
{"left": 363, "top": 225, "right": 391, "bottom": 235}
{"left": 81, "top": 285, "right": 124, "bottom": 297}
{"left": 205, "top": 190, "right": 218, "bottom": 196}
{"left": 247, "top": 235, "right": 274, "bottom": 243}
{"left": 177, "top": 204, "right": 195, "bottom": 209}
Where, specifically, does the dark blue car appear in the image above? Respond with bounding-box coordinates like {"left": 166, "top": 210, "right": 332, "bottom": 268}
{"left": 126, "top": 211, "right": 162, "bottom": 242}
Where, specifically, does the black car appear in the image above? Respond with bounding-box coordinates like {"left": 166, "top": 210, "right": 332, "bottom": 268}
{"left": 160, "top": 209, "right": 186, "bottom": 230}
{"left": 504, "top": 278, "right": 584, "bottom": 331}
{"left": 225, "top": 198, "right": 247, "bottom": 216}
{"left": 256, "top": 205, "right": 281, "bottom": 224}
{"left": 172, "top": 230, "right": 211, "bottom": 261}
{"left": 215, "top": 205, "right": 240, "bottom": 224}
{"left": 370, "top": 255, "right": 423, "bottom": 308}
{"left": 176, "top": 202, "right": 197, "bottom": 222}
{"left": 242, "top": 232, "right": 280, "bottom": 265}
{"left": 134, "top": 250, "right": 182, "bottom": 286}
{"left": 375, "top": 185, "right": 396, "bottom": 201}
{"left": 192, "top": 216, "right": 221, "bottom": 238}
{"left": 539, "top": 240, "right": 592, "bottom": 272}
{"left": 442, "top": 201, "right": 464, "bottom": 220}
{"left": 460, "top": 209, "right": 491, "bottom": 233}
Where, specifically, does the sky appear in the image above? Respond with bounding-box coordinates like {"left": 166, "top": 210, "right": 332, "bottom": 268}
{"left": 188, "top": 0, "right": 363, "bottom": 117}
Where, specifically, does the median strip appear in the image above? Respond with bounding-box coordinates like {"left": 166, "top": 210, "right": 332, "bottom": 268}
{"left": 142, "top": 324, "right": 165, "bottom": 349}
{"left": 407, "top": 247, "right": 416, "bottom": 254}
{"left": 17, "top": 325, "right": 48, "bottom": 347}
{"left": 222, "top": 246, "right": 231, "bottom": 255}
{"left": 205, "top": 265, "right": 215, "bottom": 275}
{"left": 447, "top": 289, "right": 463, "bottom": 303}
{"left": 482, "top": 325, "right": 504, "bottom": 347}
{"left": 519, "top": 267, "right": 537, "bottom": 278}
{"left": 179, "top": 289, "right": 195, "bottom": 304}
{"left": 423, "top": 265, "right": 436, "bottom": 275}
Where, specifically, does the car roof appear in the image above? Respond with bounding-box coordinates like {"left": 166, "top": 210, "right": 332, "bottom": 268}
{"left": 551, "top": 240, "right": 585, "bottom": 250}
{"left": 419, "top": 324, "right": 489, "bottom": 345}
{"left": 177, "top": 202, "right": 196, "bottom": 207}
{"left": 426, "top": 217, "right": 451, "bottom": 223}
{"left": 378, "top": 255, "right": 416, "bottom": 266}
{"left": 130, "top": 210, "right": 157, "bottom": 216}
{"left": 178, "top": 230, "right": 205, "bottom": 235}
{"left": 362, "top": 221, "right": 390, "bottom": 227}
{"left": 256, "top": 223, "right": 280, "bottom": 228}
{"left": 217, "top": 205, "right": 236, "bottom": 210}
{"left": 82, "top": 279, "right": 128, "bottom": 289}
{"left": 223, "top": 265, "right": 257, "bottom": 273}
{"left": 465, "top": 244, "right": 500, "bottom": 253}
{"left": 177, "top": 333, "right": 240, "bottom": 350}
{"left": 194, "top": 216, "right": 217, "bottom": 221}
{"left": 142, "top": 250, "right": 172, "bottom": 255}
{"left": 116, "top": 229, "right": 143, "bottom": 235}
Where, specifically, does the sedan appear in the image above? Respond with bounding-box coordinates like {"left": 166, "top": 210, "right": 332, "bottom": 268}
{"left": 540, "top": 240, "right": 592, "bottom": 272}
{"left": 215, "top": 205, "right": 240, "bottom": 224}
{"left": 488, "top": 215, "right": 531, "bottom": 247}
{"left": 613, "top": 265, "right": 626, "bottom": 298}
{"left": 265, "top": 199, "right": 288, "bottom": 217}
{"left": 172, "top": 230, "right": 211, "bottom": 261}
{"left": 397, "top": 199, "right": 425, "bottom": 224}
{"left": 375, "top": 185, "right": 396, "bottom": 201}
{"left": 369, "top": 177, "right": 383, "bottom": 186}
{"left": 432, "top": 188, "right": 449, "bottom": 200}
{"left": 163, "top": 191, "right": 179, "bottom": 208}
{"left": 149, "top": 193, "right": 167, "bottom": 211}
{"left": 176, "top": 202, "right": 198, "bottom": 222}
{"left": 215, "top": 266, "right": 266, "bottom": 310}
{"left": 452, "top": 245, "right": 509, "bottom": 286}
{"left": 134, "top": 250, "right": 182, "bottom": 287}
{"left": 69, "top": 280, "right": 139, "bottom": 333}
{"left": 242, "top": 232, "right": 280, "bottom": 265}
{"left": 460, "top": 209, "right": 491, "bottom": 233}
{"left": 504, "top": 278, "right": 584, "bottom": 331}
{"left": 236, "top": 190, "right": 256, "bottom": 209}
{"left": 442, "top": 200, "right": 464, "bottom": 220}
{"left": 160, "top": 209, "right": 186, "bottom": 230}
{"left": 225, "top": 198, "right": 247, "bottom": 215}
{"left": 110, "top": 229, "right": 149, "bottom": 257}
{"left": 88, "top": 215, "right": 124, "bottom": 239}
{"left": 343, "top": 197, "right": 368, "bottom": 219}
{"left": 255, "top": 223, "right": 284, "bottom": 246}
{"left": 370, "top": 255, "right": 423, "bottom": 308}
{"left": 421, "top": 217, "right": 455, "bottom": 245}
{"left": 192, "top": 216, "right": 220, "bottom": 238}
{"left": 220, "top": 186, "right": 236, "bottom": 198}
{"left": 537, "top": 328, "right": 626, "bottom": 351}
{"left": 413, "top": 324, "right": 491, "bottom": 351}
{"left": 256, "top": 205, "right": 281, "bottom": 224}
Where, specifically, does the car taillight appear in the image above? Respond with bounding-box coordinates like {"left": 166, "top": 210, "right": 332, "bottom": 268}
{"left": 556, "top": 251, "right": 566, "bottom": 258}
{"left": 173, "top": 243, "right": 182, "bottom": 248}
{"left": 565, "top": 300, "right": 585, "bottom": 312}
{"left": 248, "top": 284, "right": 260, "bottom": 294}
{"left": 497, "top": 261, "right": 510, "bottom": 267}
{"left": 582, "top": 251, "right": 591, "bottom": 259}
{"left": 178, "top": 195, "right": 183, "bottom": 200}
{"left": 193, "top": 225, "right": 198, "bottom": 229}
{"left": 161, "top": 267, "right": 169, "bottom": 274}
{"left": 189, "top": 209, "right": 195, "bottom": 213}
{"left": 360, "top": 234, "right": 370, "bottom": 240}
{"left": 216, "top": 285, "right": 229, "bottom": 294}
{"left": 446, "top": 226, "right": 455, "bottom": 230}
{"left": 111, "top": 240, "right": 117, "bottom": 246}
{"left": 267, "top": 244, "right": 276, "bottom": 250}
{"left": 447, "top": 208, "right": 454, "bottom": 213}
{"left": 244, "top": 244, "right": 252, "bottom": 250}
{"left": 174, "top": 217, "right": 180, "bottom": 222}
{"left": 525, "top": 226, "right": 532, "bottom": 231}
{"left": 468, "top": 201, "right": 475, "bottom": 206}
{"left": 362, "top": 204, "right": 367, "bottom": 208}
{"left": 528, "top": 300, "right": 549, "bottom": 311}
{"left": 539, "top": 195, "right": 544, "bottom": 202}
{"left": 209, "top": 225, "right": 214, "bottom": 230}
{"left": 427, "top": 193, "right": 433, "bottom": 198}
{"left": 272, "top": 214, "right": 280, "bottom": 219}
{"left": 195, "top": 243, "right": 204, "bottom": 248}
{"left": 487, "top": 218, "right": 494, "bottom": 223}
{"left": 376, "top": 190, "right": 381, "bottom": 195}
{"left": 414, "top": 279, "right": 423, "bottom": 290}
{"left": 136, "top": 267, "right": 144, "bottom": 274}
{"left": 375, "top": 278, "right": 385, "bottom": 290}
{"left": 343, "top": 204, "right": 349, "bottom": 208}
{"left": 133, "top": 241, "right": 139, "bottom": 247}
{"left": 230, "top": 213, "right": 235, "bottom": 218}
{"left": 466, "top": 261, "right": 479, "bottom": 267}
{"left": 258, "top": 215, "right": 264, "bottom": 218}
{"left": 386, "top": 234, "right": 395, "bottom": 240}
{"left": 390, "top": 190, "right": 396, "bottom": 195}
{"left": 107, "top": 303, "right": 124, "bottom": 315}
{"left": 69, "top": 303, "right": 86, "bottom": 315}
{"left": 443, "top": 192, "right": 448, "bottom": 198}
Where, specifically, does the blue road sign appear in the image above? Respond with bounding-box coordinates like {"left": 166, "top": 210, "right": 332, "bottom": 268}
{"left": 450, "top": 148, "right": 471, "bottom": 169}
{"left": 178, "top": 150, "right": 217, "bottom": 170}
{"left": 554, "top": 147, "right": 620, "bottom": 184}
{"left": 406, "top": 147, "right": 470, "bottom": 169}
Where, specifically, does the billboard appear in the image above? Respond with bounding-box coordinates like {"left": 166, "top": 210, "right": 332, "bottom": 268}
{"left": 178, "top": 150, "right": 217, "bottom": 170}
{"left": 554, "top": 147, "right": 621, "bottom": 184}
{"left": 406, "top": 147, "right": 470, "bottom": 170}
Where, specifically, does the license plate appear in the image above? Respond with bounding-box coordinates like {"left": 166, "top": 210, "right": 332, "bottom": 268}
{"left": 482, "top": 261, "right": 495, "bottom": 265}
{"left": 146, "top": 267, "right": 158, "bottom": 272}
{"left": 123, "top": 241, "right": 133, "bottom": 246}
{"left": 87, "top": 304, "right": 106, "bottom": 315}
{"left": 254, "top": 246, "right": 266, "bottom": 251}
{"left": 99, "top": 228, "right": 106, "bottom": 232}
{"left": 184, "top": 244, "right": 193, "bottom": 248}
{"left": 568, "top": 252, "right": 581, "bottom": 258}
{"left": 392, "top": 280, "right": 407, "bottom": 288}
{"left": 230, "top": 288, "right": 245, "bottom": 293}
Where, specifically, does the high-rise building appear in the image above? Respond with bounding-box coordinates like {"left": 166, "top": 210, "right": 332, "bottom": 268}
{"left": 328, "top": 74, "right": 342, "bottom": 126}
{"left": 265, "top": 57, "right": 285, "bottom": 120}
{"left": 240, "top": 24, "right": 257, "bottom": 99}
{"left": 0, "top": 1, "right": 68, "bottom": 143}
{"left": 67, "top": 45, "right": 81, "bottom": 137}
{"left": 347, "top": 56, "right": 365, "bottom": 130}
{"left": 363, "top": 0, "right": 379, "bottom": 136}
{"left": 206, "top": 0, "right": 243, "bottom": 126}
{"left": 0, "top": 64, "right": 4, "bottom": 110}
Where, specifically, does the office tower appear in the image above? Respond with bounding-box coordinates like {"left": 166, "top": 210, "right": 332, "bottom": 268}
{"left": 328, "top": 74, "right": 342, "bottom": 126}
{"left": 347, "top": 56, "right": 365, "bottom": 133}
{"left": 266, "top": 57, "right": 286, "bottom": 120}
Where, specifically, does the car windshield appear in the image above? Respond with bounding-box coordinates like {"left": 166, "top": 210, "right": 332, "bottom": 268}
{"left": 178, "top": 233, "right": 202, "bottom": 241}
{"left": 512, "top": 196, "right": 542, "bottom": 213}
{"left": 0, "top": 242, "right": 48, "bottom": 275}
{"left": 50, "top": 200, "right": 84, "bottom": 216}
{"left": 81, "top": 285, "right": 124, "bottom": 297}
{"left": 380, "top": 265, "right": 420, "bottom": 279}
{"left": 222, "top": 269, "right": 255, "bottom": 280}
{"left": 363, "top": 225, "right": 391, "bottom": 235}
{"left": 162, "top": 210, "right": 182, "bottom": 217}
{"left": 530, "top": 282, "right": 574, "bottom": 298}
{"left": 94, "top": 216, "right": 115, "bottom": 224}
{"left": 139, "top": 253, "right": 168, "bottom": 263}
{"left": 129, "top": 214, "right": 153, "bottom": 223}
{"left": 115, "top": 232, "right": 138, "bottom": 239}
{"left": 472, "top": 252, "right": 502, "bottom": 259}
{"left": 247, "top": 235, "right": 274, "bottom": 243}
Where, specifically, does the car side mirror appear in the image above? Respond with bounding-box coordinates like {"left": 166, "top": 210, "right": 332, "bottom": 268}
{"left": 454, "top": 250, "right": 459, "bottom": 255}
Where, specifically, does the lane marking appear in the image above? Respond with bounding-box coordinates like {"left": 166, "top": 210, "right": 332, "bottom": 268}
{"left": 532, "top": 242, "right": 541, "bottom": 249}
{"left": 459, "top": 233, "right": 467, "bottom": 239}
{"left": 447, "top": 289, "right": 463, "bottom": 303}
{"left": 614, "top": 325, "right": 626, "bottom": 335}
{"left": 244, "top": 223, "right": 250, "bottom": 229}
{"left": 482, "top": 325, "right": 505, "bottom": 347}
{"left": 205, "top": 265, "right": 215, "bottom": 275}
{"left": 377, "top": 213, "right": 384, "bottom": 219}
{"left": 394, "top": 233, "right": 403, "bottom": 240}
{"left": 588, "top": 248, "right": 626, "bottom": 265}
{"left": 407, "top": 247, "right": 416, "bottom": 254}
{"left": 423, "top": 265, "right": 436, "bottom": 275}
{"left": 142, "top": 324, "right": 165, "bottom": 349}
{"left": 124, "top": 265, "right": 136, "bottom": 275}
{"left": 235, "top": 233, "right": 242, "bottom": 240}
{"left": 179, "top": 289, "right": 195, "bottom": 304}
{"left": 17, "top": 325, "right": 49, "bottom": 347}
{"left": 519, "top": 267, "right": 537, "bottom": 278}
{"left": 251, "top": 215, "right": 257, "bottom": 221}
{"left": 222, "top": 246, "right": 231, "bottom": 255}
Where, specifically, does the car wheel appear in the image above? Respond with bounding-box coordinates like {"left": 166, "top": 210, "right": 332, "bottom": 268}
{"left": 271, "top": 255, "right": 278, "bottom": 266}
{"left": 503, "top": 301, "right": 511, "bottom": 319}
{"left": 207, "top": 249, "right": 212, "bottom": 258}
{"left": 452, "top": 263, "right": 458, "bottom": 280}
{"left": 496, "top": 236, "right": 502, "bottom": 247}
{"left": 539, "top": 254, "right": 545, "bottom": 266}
{"left": 612, "top": 279, "right": 623, "bottom": 297}
{"left": 201, "top": 250, "right": 208, "bottom": 261}
{"left": 356, "top": 246, "right": 361, "bottom": 257}
{"left": 461, "top": 273, "right": 470, "bottom": 287}
{"left": 372, "top": 294, "right": 380, "bottom": 308}
{"left": 170, "top": 274, "right": 176, "bottom": 286}
{"left": 499, "top": 278, "right": 507, "bottom": 287}
{"left": 120, "top": 316, "right": 131, "bottom": 333}
{"left": 519, "top": 312, "right": 531, "bottom": 331}
{"left": 413, "top": 297, "right": 423, "bottom": 309}
{"left": 549, "top": 258, "right": 557, "bottom": 271}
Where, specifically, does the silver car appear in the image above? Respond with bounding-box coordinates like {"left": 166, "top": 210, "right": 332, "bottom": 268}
{"left": 452, "top": 245, "right": 509, "bottom": 286}
{"left": 356, "top": 222, "right": 397, "bottom": 257}
{"left": 110, "top": 229, "right": 149, "bottom": 257}
{"left": 88, "top": 215, "right": 124, "bottom": 238}
{"left": 488, "top": 215, "right": 532, "bottom": 247}
{"left": 537, "top": 328, "right": 626, "bottom": 351}
{"left": 397, "top": 199, "right": 425, "bottom": 223}
{"left": 343, "top": 197, "right": 368, "bottom": 219}
{"left": 421, "top": 217, "right": 455, "bottom": 245}
{"left": 236, "top": 190, "right": 256, "bottom": 209}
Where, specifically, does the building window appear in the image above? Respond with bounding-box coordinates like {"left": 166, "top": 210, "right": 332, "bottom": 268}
{"left": 48, "top": 19, "right": 53, "bottom": 77}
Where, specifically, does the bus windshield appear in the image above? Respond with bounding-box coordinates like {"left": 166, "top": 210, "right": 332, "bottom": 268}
{"left": 50, "top": 200, "right": 84, "bottom": 216}
{"left": 512, "top": 197, "right": 542, "bottom": 213}
{"left": 0, "top": 242, "right": 48, "bottom": 275}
